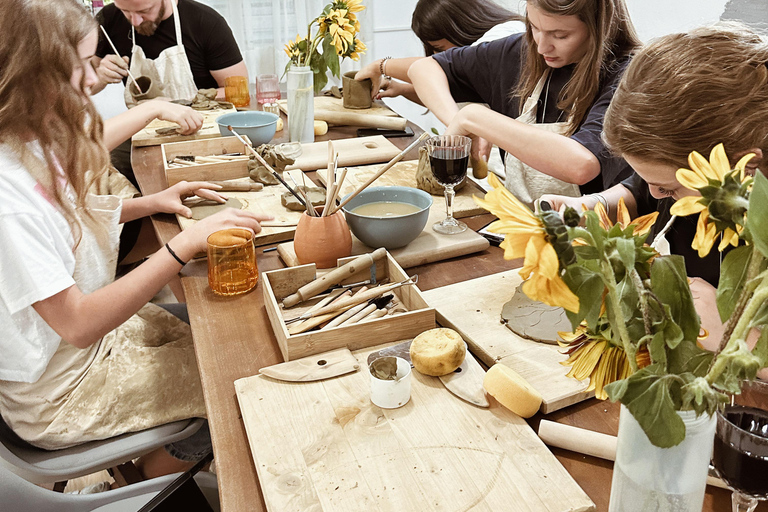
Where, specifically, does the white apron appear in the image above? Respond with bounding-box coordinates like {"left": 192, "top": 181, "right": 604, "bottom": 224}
{"left": 504, "top": 71, "right": 581, "bottom": 207}
{"left": 123, "top": 0, "right": 198, "bottom": 106}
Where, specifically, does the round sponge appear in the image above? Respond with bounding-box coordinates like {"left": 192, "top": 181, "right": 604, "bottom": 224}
{"left": 409, "top": 328, "right": 466, "bottom": 376}
{"left": 483, "top": 364, "right": 542, "bottom": 418}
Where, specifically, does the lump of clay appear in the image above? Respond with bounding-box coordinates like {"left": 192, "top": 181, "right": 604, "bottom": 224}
{"left": 189, "top": 197, "right": 243, "bottom": 220}
{"left": 189, "top": 89, "right": 233, "bottom": 111}
{"left": 248, "top": 161, "right": 279, "bottom": 185}
{"left": 248, "top": 143, "right": 297, "bottom": 185}
{"left": 281, "top": 186, "right": 326, "bottom": 211}
{"left": 415, "top": 146, "right": 466, "bottom": 195}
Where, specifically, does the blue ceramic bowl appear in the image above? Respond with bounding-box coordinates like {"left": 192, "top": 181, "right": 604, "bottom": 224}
{"left": 216, "top": 111, "right": 279, "bottom": 146}
{"left": 342, "top": 186, "right": 433, "bottom": 249}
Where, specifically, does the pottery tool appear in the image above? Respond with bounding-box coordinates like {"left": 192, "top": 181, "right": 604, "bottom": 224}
{"left": 258, "top": 348, "right": 359, "bottom": 382}
{"left": 324, "top": 165, "right": 348, "bottom": 214}
{"left": 323, "top": 302, "right": 369, "bottom": 330}
{"left": 206, "top": 181, "right": 264, "bottom": 192}
{"left": 288, "top": 287, "right": 369, "bottom": 335}
{"left": 227, "top": 125, "right": 306, "bottom": 208}
{"left": 358, "top": 307, "right": 388, "bottom": 323}
{"left": 288, "top": 289, "right": 351, "bottom": 334}
{"left": 99, "top": 25, "right": 143, "bottom": 95}
{"left": 330, "top": 132, "right": 430, "bottom": 214}
{"left": 282, "top": 247, "right": 387, "bottom": 308}
{"left": 298, "top": 172, "right": 318, "bottom": 217}
{"left": 325, "top": 141, "right": 335, "bottom": 211}
{"left": 284, "top": 275, "right": 418, "bottom": 325}
{"left": 340, "top": 294, "right": 393, "bottom": 326}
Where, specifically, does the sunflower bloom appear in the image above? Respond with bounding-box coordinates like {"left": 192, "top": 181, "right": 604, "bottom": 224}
{"left": 341, "top": 0, "right": 365, "bottom": 13}
{"left": 594, "top": 197, "right": 658, "bottom": 235}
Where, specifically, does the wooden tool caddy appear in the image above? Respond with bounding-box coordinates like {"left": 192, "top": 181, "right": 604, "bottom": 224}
{"left": 161, "top": 136, "right": 252, "bottom": 186}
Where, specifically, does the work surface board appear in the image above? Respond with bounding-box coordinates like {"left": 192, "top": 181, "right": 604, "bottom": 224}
{"left": 422, "top": 270, "right": 592, "bottom": 414}
{"left": 286, "top": 136, "right": 402, "bottom": 172}
{"left": 175, "top": 170, "right": 309, "bottom": 246}
{"left": 278, "top": 96, "right": 399, "bottom": 118}
{"left": 277, "top": 207, "right": 490, "bottom": 270}
{"left": 132, "top": 106, "right": 236, "bottom": 147}
{"left": 235, "top": 343, "right": 594, "bottom": 512}
{"left": 318, "top": 160, "right": 488, "bottom": 219}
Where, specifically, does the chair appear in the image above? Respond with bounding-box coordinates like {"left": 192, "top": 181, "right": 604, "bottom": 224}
{"left": 0, "top": 459, "right": 220, "bottom": 512}
{"left": 0, "top": 414, "right": 205, "bottom": 488}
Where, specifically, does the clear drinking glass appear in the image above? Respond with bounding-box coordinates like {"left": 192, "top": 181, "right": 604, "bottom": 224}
{"left": 426, "top": 135, "right": 471, "bottom": 234}
{"left": 207, "top": 228, "right": 258, "bottom": 296}
{"left": 712, "top": 381, "right": 768, "bottom": 512}
{"left": 225, "top": 76, "right": 251, "bottom": 108}
{"left": 257, "top": 74, "right": 281, "bottom": 115}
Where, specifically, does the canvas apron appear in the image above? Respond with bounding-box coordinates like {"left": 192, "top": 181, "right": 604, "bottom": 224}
{"left": 123, "top": 0, "right": 198, "bottom": 106}
{"left": 0, "top": 194, "right": 205, "bottom": 450}
{"left": 504, "top": 71, "right": 581, "bottom": 206}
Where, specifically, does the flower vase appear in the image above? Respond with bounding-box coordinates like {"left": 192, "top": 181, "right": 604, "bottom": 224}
{"left": 287, "top": 65, "right": 314, "bottom": 143}
{"left": 609, "top": 405, "right": 716, "bottom": 512}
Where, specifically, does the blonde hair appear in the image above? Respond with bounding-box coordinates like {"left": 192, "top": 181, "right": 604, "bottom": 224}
{"left": 604, "top": 23, "right": 768, "bottom": 169}
{"left": 517, "top": 0, "right": 641, "bottom": 135}
{"left": 0, "top": 0, "right": 108, "bottom": 240}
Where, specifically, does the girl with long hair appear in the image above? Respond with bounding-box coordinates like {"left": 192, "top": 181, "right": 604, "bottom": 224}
{"left": 408, "top": 0, "right": 641, "bottom": 204}
{"left": 0, "top": 0, "right": 267, "bottom": 478}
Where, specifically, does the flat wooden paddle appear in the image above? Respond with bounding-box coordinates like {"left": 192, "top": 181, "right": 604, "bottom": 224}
{"left": 258, "top": 348, "right": 360, "bottom": 382}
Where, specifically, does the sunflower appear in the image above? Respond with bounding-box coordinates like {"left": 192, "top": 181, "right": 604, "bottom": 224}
{"left": 559, "top": 325, "right": 650, "bottom": 399}
{"left": 284, "top": 34, "right": 306, "bottom": 60}
{"left": 594, "top": 197, "right": 658, "bottom": 236}
{"left": 345, "top": 37, "right": 367, "bottom": 61}
{"left": 474, "top": 173, "right": 580, "bottom": 312}
{"left": 338, "top": 0, "right": 365, "bottom": 13}
{"left": 670, "top": 144, "right": 753, "bottom": 257}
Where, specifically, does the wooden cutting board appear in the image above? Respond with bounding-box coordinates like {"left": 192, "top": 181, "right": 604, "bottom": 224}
{"left": 132, "top": 106, "right": 237, "bottom": 147}
{"left": 318, "top": 160, "right": 488, "bottom": 219}
{"left": 277, "top": 206, "right": 490, "bottom": 270}
{"left": 234, "top": 343, "right": 595, "bottom": 512}
{"left": 422, "top": 270, "right": 592, "bottom": 414}
{"left": 278, "top": 96, "right": 399, "bottom": 118}
{"left": 286, "top": 136, "right": 401, "bottom": 172}
{"left": 175, "top": 170, "right": 309, "bottom": 246}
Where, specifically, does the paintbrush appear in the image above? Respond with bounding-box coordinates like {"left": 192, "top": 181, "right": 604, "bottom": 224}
{"left": 226, "top": 126, "right": 306, "bottom": 208}
{"left": 99, "top": 25, "right": 143, "bottom": 95}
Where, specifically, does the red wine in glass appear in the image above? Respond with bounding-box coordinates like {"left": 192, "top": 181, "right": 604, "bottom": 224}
{"left": 426, "top": 135, "right": 471, "bottom": 235}
{"left": 429, "top": 150, "right": 468, "bottom": 186}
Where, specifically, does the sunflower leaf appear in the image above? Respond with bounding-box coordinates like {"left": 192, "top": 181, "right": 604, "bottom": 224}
{"left": 650, "top": 255, "right": 700, "bottom": 343}
{"left": 716, "top": 245, "right": 752, "bottom": 322}
{"left": 562, "top": 266, "right": 604, "bottom": 331}
{"left": 668, "top": 338, "right": 713, "bottom": 377}
{"left": 747, "top": 171, "right": 768, "bottom": 258}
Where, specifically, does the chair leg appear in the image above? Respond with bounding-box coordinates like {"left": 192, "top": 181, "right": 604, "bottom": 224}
{"left": 109, "top": 461, "right": 143, "bottom": 487}
{"left": 52, "top": 480, "right": 68, "bottom": 492}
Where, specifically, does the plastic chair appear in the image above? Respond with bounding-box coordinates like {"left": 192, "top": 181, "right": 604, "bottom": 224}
{"left": 0, "top": 460, "right": 220, "bottom": 512}
{"left": 0, "top": 414, "right": 205, "bottom": 486}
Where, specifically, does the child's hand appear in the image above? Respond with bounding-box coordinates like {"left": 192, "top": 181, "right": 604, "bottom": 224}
{"left": 150, "top": 181, "right": 227, "bottom": 217}
{"left": 172, "top": 208, "right": 274, "bottom": 258}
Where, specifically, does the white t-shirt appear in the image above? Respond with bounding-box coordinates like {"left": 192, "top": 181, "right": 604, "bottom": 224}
{"left": 0, "top": 145, "right": 80, "bottom": 383}
{"left": 473, "top": 20, "right": 526, "bottom": 46}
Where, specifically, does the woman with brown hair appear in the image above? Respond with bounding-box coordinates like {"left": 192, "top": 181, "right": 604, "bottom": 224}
{"left": 409, "top": 0, "right": 641, "bottom": 205}
{"left": 0, "top": 0, "right": 268, "bottom": 478}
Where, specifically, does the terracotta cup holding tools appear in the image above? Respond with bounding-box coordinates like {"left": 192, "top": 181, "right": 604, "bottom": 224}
{"left": 294, "top": 208, "right": 352, "bottom": 269}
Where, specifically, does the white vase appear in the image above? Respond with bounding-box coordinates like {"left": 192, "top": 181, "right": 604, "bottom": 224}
{"left": 609, "top": 405, "right": 716, "bottom": 512}
{"left": 287, "top": 65, "right": 314, "bottom": 143}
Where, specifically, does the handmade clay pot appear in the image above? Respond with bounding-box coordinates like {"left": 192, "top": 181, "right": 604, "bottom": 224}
{"left": 294, "top": 209, "right": 352, "bottom": 269}
{"left": 342, "top": 71, "right": 372, "bottom": 109}
{"left": 130, "top": 75, "right": 162, "bottom": 102}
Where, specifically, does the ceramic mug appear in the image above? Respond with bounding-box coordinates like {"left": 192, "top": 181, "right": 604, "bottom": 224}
{"left": 342, "top": 71, "right": 372, "bottom": 109}
{"left": 293, "top": 208, "right": 352, "bottom": 269}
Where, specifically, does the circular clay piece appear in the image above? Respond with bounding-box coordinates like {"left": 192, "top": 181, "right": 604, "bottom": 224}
{"left": 189, "top": 197, "right": 243, "bottom": 220}
{"left": 500, "top": 283, "right": 572, "bottom": 344}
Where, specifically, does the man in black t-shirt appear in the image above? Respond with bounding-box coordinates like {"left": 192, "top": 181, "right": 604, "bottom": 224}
{"left": 92, "top": 0, "right": 246, "bottom": 98}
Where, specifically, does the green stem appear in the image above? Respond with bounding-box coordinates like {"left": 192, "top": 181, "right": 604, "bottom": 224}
{"left": 570, "top": 227, "right": 596, "bottom": 247}
{"left": 630, "top": 269, "right": 653, "bottom": 337}
{"left": 715, "top": 250, "right": 765, "bottom": 355}
{"left": 601, "top": 259, "right": 639, "bottom": 372}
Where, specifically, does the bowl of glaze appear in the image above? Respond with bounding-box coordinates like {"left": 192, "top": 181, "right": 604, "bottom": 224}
{"left": 216, "top": 111, "right": 279, "bottom": 146}
{"left": 341, "top": 186, "right": 433, "bottom": 249}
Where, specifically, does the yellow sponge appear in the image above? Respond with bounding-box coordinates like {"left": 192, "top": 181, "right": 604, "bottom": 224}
{"left": 483, "top": 364, "right": 542, "bottom": 418}
{"left": 410, "top": 328, "right": 466, "bottom": 376}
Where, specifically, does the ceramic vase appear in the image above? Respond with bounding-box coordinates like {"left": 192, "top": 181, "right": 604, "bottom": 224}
{"left": 609, "top": 405, "right": 716, "bottom": 512}
{"left": 287, "top": 65, "right": 314, "bottom": 143}
{"left": 294, "top": 209, "right": 352, "bottom": 269}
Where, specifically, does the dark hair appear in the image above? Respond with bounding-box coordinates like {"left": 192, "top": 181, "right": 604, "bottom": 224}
{"left": 411, "top": 0, "right": 524, "bottom": 56}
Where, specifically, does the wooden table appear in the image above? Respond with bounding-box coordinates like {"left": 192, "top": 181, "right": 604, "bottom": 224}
{"left": 131, "top": 121, "right": 766, "bottom": 512}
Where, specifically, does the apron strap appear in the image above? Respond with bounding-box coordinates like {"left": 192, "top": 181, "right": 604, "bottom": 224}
{"left": 171, "top": 0, "right": 183, "bottom": 46}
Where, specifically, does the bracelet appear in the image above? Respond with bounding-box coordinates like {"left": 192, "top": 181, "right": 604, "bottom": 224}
{"left": 591, "top": 193, "right": 609, "bottom": 216}
{"left": 165, "top": 242, "right": 186, "bottom": 266}
{"left": 379, "top": 56, "right": 392, "bottom": 80}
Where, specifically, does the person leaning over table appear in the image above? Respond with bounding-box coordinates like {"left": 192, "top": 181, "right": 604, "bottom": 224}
{"left": 407, "top": 0, "right": 640, "bottom": 206}
{"left": 354, "top": 0, "right": 525, "bottom": 104}
{"left": 0, "top": 0, "right": 271, "bottom": 479}
{"left": 540, "top": 23, "right": 768, "bottom": 379}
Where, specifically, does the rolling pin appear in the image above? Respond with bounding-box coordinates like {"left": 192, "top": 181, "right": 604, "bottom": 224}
{"left": 206, "top": 181, "right": 264, "bottom": 192}
{"left": 537, "top": 420, "right": 728, "bottom": 490}
{"left": 282, "top": 247, "right": 387, "bottom": 308}
{"left": 314, "top": 111, "right": 407, "bottom": 132}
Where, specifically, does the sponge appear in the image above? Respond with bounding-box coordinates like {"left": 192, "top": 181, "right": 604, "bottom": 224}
{"left": 409, "top": 328, "right": 466, "bottom": 376}
{"left": 483, "top": 364, "right": 542, "bottom": 418}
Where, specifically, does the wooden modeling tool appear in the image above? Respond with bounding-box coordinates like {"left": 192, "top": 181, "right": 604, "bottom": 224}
{"left": 99, "top": 25, "right": 143, "bottom": 95}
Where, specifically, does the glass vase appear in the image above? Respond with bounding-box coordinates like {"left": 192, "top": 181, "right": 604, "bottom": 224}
{"left": 609, "top": 405, "right": 716, "bottom": 512}
{"left": 287, "top": 65, "right": 314, "bottom": 143}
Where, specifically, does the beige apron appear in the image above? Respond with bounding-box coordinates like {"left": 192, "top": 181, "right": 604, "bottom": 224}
{"left": 0, "top": 194, "right": 205, "bottom": 450}
{"left": 123, "top": 0, "right": 198, "bottom": 106}
{"left": 504, "top": 71, "right": 581, "bottom": 206}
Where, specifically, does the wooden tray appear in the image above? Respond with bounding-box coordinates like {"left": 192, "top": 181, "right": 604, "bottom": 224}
{"left": 317, "top": 160, "right": 488, "bottom": 219}
{"left": 278, "top": 96, "right": 399, "bottom": 118}
{"left": 422, "top": 269, "right": 592, "bottom": 414}
{"left": 234, "top": 342, "right": 595, "bottom": 512}
{"left": 263, "top": 252, "right": 435, "bottom": 361}
{"left": 286, "top": 136, "right": 401, "bottom": 172}
{"left": 132, "top": 106, "right": 236, "bottom": 147}
{"left": 277, "top": 207, "right": 490, "bottom": 270}
{"left": 162, "top": 137, "right": 250, "bottom": 186}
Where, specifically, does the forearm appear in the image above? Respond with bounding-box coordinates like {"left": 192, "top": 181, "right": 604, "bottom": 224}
{"left": 103, "top": 102, "right": 163, "bottom": 151}
{"left": 211, "top": 61, "right": 249, "bottom": 100}
{"left": 379, "top": 57, "right": 422, "bottom": 83}
{"left": 408, "top": 58, "right": 460, "bottom": 125}
{"left": 121, "top": 195, "right": 159, "bottom": 223}
{"left": 398, "top": 84, "right": 423, "bottom": 105}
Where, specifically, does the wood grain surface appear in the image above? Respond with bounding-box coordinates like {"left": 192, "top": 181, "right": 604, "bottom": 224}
{"left": 286, "top": 136, "right": 402, "bottom": 172}
{"left": 278, "top": 96, "right": 400, "bottom": 118}
{"left": 132, "top": 106, "right": 236, "bottom": 147}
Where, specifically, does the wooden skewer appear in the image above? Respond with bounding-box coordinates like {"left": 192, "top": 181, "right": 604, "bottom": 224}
{"left": 330, "top": 132, "right": 430, "bottom": 215}
{"left": 325, "top": 166, "right": 348, "bottom": 215}
{"left": 325, "top": 141, "right": 335, "bottom": 211}
{"left": 322, "top": 153, "right": 340, "bottom": 217}
{"left": 99, "top": 25, "right": 143, "bottom": 95}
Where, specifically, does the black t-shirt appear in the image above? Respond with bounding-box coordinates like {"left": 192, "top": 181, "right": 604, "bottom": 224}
{"left": 96, "top": 0, "right": 243, "bottom": 90}
{"left": 622, "top": 173, "right": 723, "bottom": 287}
{"left": 432, "top": 34, "right": 633, "bottom": 195}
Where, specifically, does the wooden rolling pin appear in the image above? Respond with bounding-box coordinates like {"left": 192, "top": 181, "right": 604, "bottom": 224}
{"left": 282, "top": 247, "right": 387, "bottom": 308}
{"left": 206, "top": 181, "right": 264, "bottom": 192}
{"left": 537, "top": 420, "right": 728, "bottom": 490}
{"left": 314, "top": 111, "right": 407, "bottom": 132}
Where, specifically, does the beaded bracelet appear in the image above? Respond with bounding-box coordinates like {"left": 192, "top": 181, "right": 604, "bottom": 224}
{"left": 380, "top": 56, "right": 392, "bottom": 80}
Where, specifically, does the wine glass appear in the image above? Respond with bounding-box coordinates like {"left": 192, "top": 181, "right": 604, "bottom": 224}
{"left": 256, "top": 74, "right": 281, "bottom": 116}
{"left": 712, "top": 381, "right": 768, "bottom": 512}
{"left": 426, "top": 135, "right": 471, "bottom": 235}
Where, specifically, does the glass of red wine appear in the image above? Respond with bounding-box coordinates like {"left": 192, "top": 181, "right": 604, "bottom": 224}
{"left": 712, "top": 381, "right": 768, "bottom": 512}
{"left": 426, "top": 135, "right": 471, "bottom": 235}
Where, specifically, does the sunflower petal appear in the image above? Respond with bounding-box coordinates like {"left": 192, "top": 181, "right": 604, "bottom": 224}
{"left": 692, "top": 210, "right": 717, "bottom": 258}
{"left": 676, "top": 168, "right": 709, "bottom": 190}
{"left": 631, "top": 211, "right": 659, "bottom": 236}
{"left": 709, "top": 143, "right": 731, "bottom": 180}
{"left": 670, "top": 196, "right": 706, "bottom": 217}
{"left": 616, "top": 197, "right": 631, "bottom": 229}
{"left": 688, "top": 150, "right": 717, "bottom": 181}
